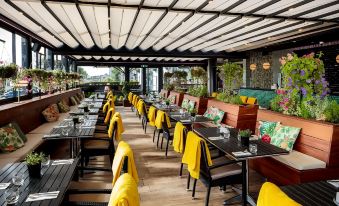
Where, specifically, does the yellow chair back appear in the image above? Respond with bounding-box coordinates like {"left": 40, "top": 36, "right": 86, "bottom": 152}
{"left": 108, "top": 173, "right": 140, "bottom": 206}
{"left": 247, "top": 97, "right": 257, "bottom": 105}
{"left": 154, "top": 110, "right": 171, "bottom": 129}
{"left": 240, "top": 96, "right": 248, "bottom": 104}
{"left": 147, "top": 106, "right": 157, "bottom": 127}
{"left": 173, "top": 122, "right": 186, "bottom": 153}
{"left": 257, "top": 182, "right": 301, "bottom": 206}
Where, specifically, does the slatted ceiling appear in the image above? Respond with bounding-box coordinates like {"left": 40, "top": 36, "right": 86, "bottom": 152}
{"left": 173, "top": 0, "right": 207, "bottom": 9}
{"left": 130, "top": 57, "right": 138, "bottom": 60}
{"left": 322, "top": 13, "right": 339, "bottom": 20}
{"left": 301, "top": 4, "right": 339, "bottom": 18}
{"left": 228, "top": 0, "right": 273, "bottom": 13}
{"left": 112, "top": 56, "right": 120, "bottom": 60}
{"left": 202, "top": 0, "right": 239, "bottom": 11}
{"left": 221, "top": 21, "right": 318, "bottom": 52}
{"left": 38, "top": 31, "right": 64, "bottom": 47}
{"left": 253, "top": 0, "right": 300, "bottom": 15}
{"left": 201, "top": 19, "right": 298, "bottom": 52}
{"left": 121, "top": 57, "right": 129, "bottom": 60}
{"left": 110, "top": 7, "right": 137, "bottom": 49}
{"left": 73, "top": 55, "right": 82, "bottom": 60}
{"left": 80, "top": 4, "right": 109, "bottom": 49}
{"left": 47, "top": 2, "right": 95, "bottom": 48}
{"left": 83, "top": 56, "right": 92, "bottom": 60}
{"left": 111, "top": 0, "right": 142, "bottom": 5}
{"left": 12, "top": 0, "right": 79, "bottom": 48}
{"left": 125, "top": 9, "right": 165, "bottom": 49}
{"left": 279, "top": 0, "right": 337, "bottom": 17}
{"left": 143, "top": 0, "right": 175, "bottom": 7}
{"left": 93, "top": 56, "right": 101, "bottom": 60}
{"left": 102, "top": 56, "right": 111, "bottom": 60}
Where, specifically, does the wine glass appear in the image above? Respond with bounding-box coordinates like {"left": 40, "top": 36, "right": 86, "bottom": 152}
{"left": 12, "top": 173, "right": 24, "bottom": 186}
{"left": 5, "top": 187, "right": 19, "bottom": 204}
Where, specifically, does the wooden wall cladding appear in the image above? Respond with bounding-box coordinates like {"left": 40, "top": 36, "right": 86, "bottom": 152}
{"left": 207, "top": 99, "right": 258, "bottom": 132}
{"left": 169, "top": 91, "right": 184, "bottom": 106}
{"left": 0, "top": 89, "right": 81, "bottom": 134}
{"left": 159, "top": 89, "right": 170, "bottom": 98}
{"left": 257, "top": 109, "right": 339, "bottom": 167}
{"left": 183, "top": 94, "right": 208, "bottom": 115}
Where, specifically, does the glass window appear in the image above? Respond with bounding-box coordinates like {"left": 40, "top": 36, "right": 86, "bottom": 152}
{"left": 15, "top": 34, "right": 23, "bottom": 67}
{"left": 0, "top": 27, "right": 13, "bottom": 63}
{"left": 130, "top": 68, "right": 141, "bottom": 83}
{"left": 146, "top": 68, "right": 158, "bottom": 93}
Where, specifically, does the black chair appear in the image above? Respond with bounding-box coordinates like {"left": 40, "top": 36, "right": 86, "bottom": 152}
{"left": 161, "top": 121, "right": 183, "bottom": 157}
{"left": 191, "top": 142, "right": 243, "bottom": 206}
{"left": 141, "top": 103, "right": 149, "bottom": 133}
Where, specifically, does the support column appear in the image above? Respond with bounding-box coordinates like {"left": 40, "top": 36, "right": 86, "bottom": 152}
{"left": 141, "top": 67, "right": 146, "bottom": 94}
{"left": 207, "top": 58, "right": 217, "bottom": 94}
{"left": 124, "top": 66, "right": 130, "bottom": 82}
{"left": 158, "top": 67, "right": 163, "bottom": 92}
{"left": 12, "top": 33, "right": 16, "bottom": 64}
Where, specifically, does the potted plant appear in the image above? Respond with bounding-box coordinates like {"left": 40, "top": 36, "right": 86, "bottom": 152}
{"left": 25, "top": 152, "right": 46, "bottom": 178}
{"left": 165, "top": 99, "right": 170, "bottom": 106}
{"left": 0, "top": 64, "right": 17, "bottom": 79}
{"left": 238, "top": 129, "right": 251, "bottom": 146}
{"left": 122, "top": 81, "right": 131, "bottom": 107}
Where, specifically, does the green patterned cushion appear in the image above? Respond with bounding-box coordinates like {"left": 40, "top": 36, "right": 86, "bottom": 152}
{"left": 70, "top": 96, "right": 77, "bottom": 105}
{"left": 57, "top": 101, "right": 70, "bottom": 113}
{"left": 204, "top": 107, "right": 224, "bottom": 125}
{"left": 270, "top": 125, "right": 301, "bottom": 151}
{"left": 258, "top": 121, "right": 279, "bottom": 138}
{"left": 181, "top": 98, "right": 189, "bottom": 109}
{"left": 188, "top": 100, "right": 196, "bottom": 111}
{"left": 0, "top": 123, "right": 25, "bottom": 152}
{"left": 169, "top": 95, "right": 176, "bottom": 104}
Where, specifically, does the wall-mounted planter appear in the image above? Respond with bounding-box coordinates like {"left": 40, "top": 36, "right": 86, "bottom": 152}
{"left": 169, "top": 91, "right": 184, "bottom": 106}
{"left": 183, "top": 94, "right": 208, "bottom": 115}
{"left": 207, "top": 99, "right": 259, "bottom": 132}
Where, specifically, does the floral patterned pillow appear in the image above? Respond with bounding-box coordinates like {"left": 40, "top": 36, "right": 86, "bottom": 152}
{"left": 57, "top": 101, "right": 70, "bottom": 113}
{"left": 76, "top": 93, "right": 83, "bottom": 100}
{"left": 181, "top": 99, "right": 189, "bottom": 110}
{"left": 42, "top": 104, "right": 60, "bottom": 122}
{"left": 188, "top": 100, "right": 196, "bottom": 111}
{"left": 203, "top": 107, "right": 225, "bottom": 125}
{"left": 70, "top": 97, "right": 77, "bottom": 105}
{"left": 169, "top": 95, "right": 176, "bottom": 104}
{"left": 269, "top": 125, "right": 301, "bottom": 151}
{"left": 0, "top": 123, "right": 25, "bottom": 153}
{"left": 74, "top": 96, "right": 81, "bottom": 104}
{"left": 258, "top": 121, "right": 279, "bottom": 142}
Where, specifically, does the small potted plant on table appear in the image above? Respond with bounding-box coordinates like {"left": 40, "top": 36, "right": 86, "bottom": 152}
{"left": 238, "top": 129, "right": 251, "bottom": 147}
{"left": 25, "top": 152, "right": 46, "bottom": 178}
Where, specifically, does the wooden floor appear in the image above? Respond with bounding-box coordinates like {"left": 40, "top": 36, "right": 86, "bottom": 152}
{"left": 52, "top": 107, "right": 265, "bottom": 205}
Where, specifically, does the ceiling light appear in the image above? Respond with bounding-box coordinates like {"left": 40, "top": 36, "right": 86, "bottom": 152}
{"left": 250, "top": 64, "right": 256, "bottom": 71}
{"left": 336, "top": 55, "right": 339, "bottom": 63}
{"left": 298, "top": 29, "right": 303, "bottom": 32}
{"left": 319, "top": 41, "right": 324, "bottom": 44}
{"left": 263, "top": 62, "right": 270, "bottom": 70}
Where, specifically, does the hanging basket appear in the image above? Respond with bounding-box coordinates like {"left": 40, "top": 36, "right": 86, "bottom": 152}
{"left": 0, "top": 65, "right": 17, "bottom": 79}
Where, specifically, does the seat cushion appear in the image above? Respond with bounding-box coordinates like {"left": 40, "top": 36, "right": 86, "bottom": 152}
{"left": 210, "top": 164, "right": 242, "bottom": 180}
{"left": 272, "top": 150, "right": 326, "bottom": 170}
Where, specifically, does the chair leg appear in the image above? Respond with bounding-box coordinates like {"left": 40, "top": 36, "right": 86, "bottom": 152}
{"left": 165, "top": 138, "right": 170, "bottom": 157}
{"left": 192, "top": 179, "right": 197, "bottom": 199}
{"left": 205, "top": 185, "right": 211, "bottom": 206}
{"left": 144, "top": 122, "right": 147, "bottom": 134}
{"left": 156, "top": 130, "right": 161, "bottom": 148}
{"left": 186, "top": 174, "right": 191, "bottom": 191}
{"left": 160, "top": 135, "right": 164, "bottom": 150}
{"left": 179, "top": 163, "right": 183, "bottom": 176}
{"left": 153, "top": 129, "right": 157, "bottom": 142}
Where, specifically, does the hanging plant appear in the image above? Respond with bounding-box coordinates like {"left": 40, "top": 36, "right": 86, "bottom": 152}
{"left": 217, "top": 62, "right": 243, "bottom": 94}
{"left": 191, "top": 67, "right": 207, "bottom": 84}
{"left": 0, "top": 64, "right": 17, "bottom": 79}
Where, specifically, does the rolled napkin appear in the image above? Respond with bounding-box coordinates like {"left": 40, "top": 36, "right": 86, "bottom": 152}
{"left": 232, "top": 151, "right": 252, "bottom": 157}
{"left": 208, "top": 136, "right": 224, "bottom": 141}
{"left": 52, "top": 159, "right": 74, "bottom": 166}
{"left": 43, "top": 134, "right": 61, "bottom": 138}
{"left": 180, "top": 119, "right": 191, "bottom": 123}
{"left": 26, "top": 191, "right": 59, "bottom": 202}
{"left": 0, "top": 183, "right": 11, "bottom": 190}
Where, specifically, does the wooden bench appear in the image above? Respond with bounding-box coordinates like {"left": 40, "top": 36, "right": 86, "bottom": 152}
{"left": 250, "top": 109, "right": 339, "bottom": 185}
{"left": 0, "top": 89, "right": 81, "bottom": 168}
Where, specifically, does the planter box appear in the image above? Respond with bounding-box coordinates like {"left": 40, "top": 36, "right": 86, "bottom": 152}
{"left": 160, "top": 89, "right": 170, "bottom": 98}
{"left": 250, "top": 109, "right": 339, "bottom": 185}
{"left": 183, "top": 94, "right": 208, "bottom": 115}
{"left": 207, "top": 99, "right": 259, "bottom": 132}
{"left": 256, "top": 109, "right": 339, "bottom": 167}
{"left": 169, "top": 91, "right": 184, "bottom": 106}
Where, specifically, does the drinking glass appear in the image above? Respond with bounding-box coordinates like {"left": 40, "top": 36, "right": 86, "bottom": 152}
{"left": 249, "top": 144, "right": 258, "bottom": 154}
{"left": 62, "top": 127, "right": 70, "bottom": 136}
{"left": 41, "top": 154, "right": 50, "bottom": 167}
{"left": 12, "top": 173, "right": 24, "bottom": 186}
{"left": 5, "top": 187, "right": 19, "bottom": 204}
{"left": 222, "top": 128, "right": 230, "bottom": 139}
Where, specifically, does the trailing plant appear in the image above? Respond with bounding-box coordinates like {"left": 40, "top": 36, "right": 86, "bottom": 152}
{"left": 324, "top": 100, "right": 339, "bottom": 123}
{"left": 25, "top": 152, "right": 46, "bottom": 165}
{"left": 217, "top": 62, "right": 243, "bottom": 93}
{"left": 187, "top": 85, "right": 208, "bottom": 97}
{"left": 191, "top": 67, "right": 207, "bottom": 84}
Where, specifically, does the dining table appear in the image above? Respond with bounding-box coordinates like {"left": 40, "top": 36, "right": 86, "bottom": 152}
{"left": 70, "top": 108, "right": 100, "bottom": 115}
{"left": 0, "top": 159, "right": 79, "bottom": 206}
{"left": 169, "top": 112, "right": 212, "bottom": 125}
{"left": 193, "top": 126, "right": 289, "bottom": 206}
{"left": 281, "top": 180, "right": 339, "bottom": 206}
{"left": 153, "top": 103, "right": 181, "bottom": 112}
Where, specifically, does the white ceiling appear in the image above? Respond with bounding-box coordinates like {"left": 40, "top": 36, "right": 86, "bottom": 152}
{"left": 73, "top": 55, "right": 207, "bottom": 62}
{"left": 0, "top": 0, "right": 338, "bottom": 54}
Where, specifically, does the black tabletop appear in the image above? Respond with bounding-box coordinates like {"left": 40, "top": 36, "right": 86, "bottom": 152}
{"left": 70, "top": 108, "right": 100, "bottom": 115}
{"left": 43, "top": 127, "right": 95, "bottom": 140}
{"left": 282, "top": 181, "right": 338, "bottom": 206}
{"left": 83, "top": 98, "right": 103, "bottom": 103}
{"left": 153, "top": 103, "right": 180, "bottom": 111}
{"left": 169, "top": 113, "right": 212, "bottom": 125}
{"left": 0, "top": 159, "right": 78, "bottom": 206}
{"left": 193, "top": 127, "right": 288, "bottom": 160}
{"left": 78, "top": 102, "right": 102, "bottom": 109}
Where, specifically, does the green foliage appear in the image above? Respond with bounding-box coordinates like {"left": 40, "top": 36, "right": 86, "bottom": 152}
{"left": 0, "top": 64, "right": 17, "bottom": 79}
{"left": 122, "top": 81, "right": 130, "bottom": 98}
{"left": 324, "top": 100, "right": 339, "bottom": 123}
{"left": 217, "top": 62, "right": 243, "bottom": 93}
{"left": 191, "top": 67, "right": 207, "bottom": 84}
{"left": 187, "top": 85, "right": 208, "bottom": 97}
{"left": 216, "top": 93, "right": 243, "bottom": 105}
{"left": 239, "top": 129, "right": 251, "bottom": 138}
{"left": 78, "top": 67, "right": 88, "bottom": 79}
{"left": 270, "top": 95, "right": 283, "bottom": 112}
{"left": 25, "top": 151, "right": 45, "bottom": 165}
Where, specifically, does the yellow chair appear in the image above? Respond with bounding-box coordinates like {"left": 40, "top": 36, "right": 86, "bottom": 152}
{"left": 247, "top": 97, "right": 257, "bottom": 105}
{"left": 108, "top": 173, "right": 140, "bottom": 206}
{"left": 154, "top": 110, "right": 172, "bottom": 148}
{"left": 257, "top": 182, "right": 301, "bottom": 206}
{"left": 240, "top": 96, "right": 248, "bottom": 104}
{"left": 211, "top": 92, "right": 218, "bottom": 98}
{"left": 173, "top": 122, "right": 188, "bottom": 176}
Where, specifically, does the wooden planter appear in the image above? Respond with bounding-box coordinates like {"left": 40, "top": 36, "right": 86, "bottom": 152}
{"left": 207, "top": 99, "right": 259, "bottom": 132}
{"left": 183, "top": 94, "right": 208, "bottom": 115}
{"left": 159, "top": 89, "right": 170, "bottom": 98}
{"left": 169, "top": 91, "right": 184, "bottom": 106}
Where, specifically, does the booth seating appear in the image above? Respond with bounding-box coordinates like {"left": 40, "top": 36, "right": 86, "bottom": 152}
{"left": 0, "top": 89, "right": 82, "bottom": 168}
{"left": 251, "top": 109, "right": 339, "bottom": 185}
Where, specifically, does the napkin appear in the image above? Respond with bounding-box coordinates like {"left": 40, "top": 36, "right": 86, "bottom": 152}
{"left": 0, "top": 183, "right": 10, "bottom": 190}
{"left": 26, "top": 191, "right": 59, "bottom": 202}
{"left": 54, "top": 125, "right": 67, "bottom": 128}
{"left": 232, "top": 151, "right": 252, "bottom": 157}
{"left": 327, "top": 180, "right": 339, "bottom": 188}
{"left": 43, "top": 134, "right": 61, "bottom": 138}
{"left": 52, "top": 159, "right": 74, "bottom": 166}
{"left": 208, "top": 136, "right": 224, "bottom": 141}
{"left": 181, "top": 119, "right": 191, "bottom": 123}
